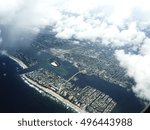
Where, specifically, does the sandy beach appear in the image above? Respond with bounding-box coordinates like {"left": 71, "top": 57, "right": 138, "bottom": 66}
{"left": 5, "top": 53, "right": 28, "bottom": 69}
{"left": 4, "top": 53, "right": 85, "bottom": 112}
{"left": 21, "top": 74, "right": 86, "bottom": 113}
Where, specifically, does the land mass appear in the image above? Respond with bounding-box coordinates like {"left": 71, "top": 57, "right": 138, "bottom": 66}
{"left": 4, "top": 52, "right": 116, "bottom": 113}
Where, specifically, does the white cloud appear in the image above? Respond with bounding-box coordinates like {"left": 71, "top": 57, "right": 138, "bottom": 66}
{"left": 140, "top": 38, "right": 150, "bottom": 55}
{"left": 0, "top": 1, "right": 149, "bottom": 38}
{"left": 0, "top": 0, "right": 62, "bottom": 33}
{"left": 0, "top": 0, "right": 150, "bottom": 101}
{"left": 115, "top": 39, "right": 150, "bottom": 100}
{"left": 0, "top": 0, "right": 149, "bottom": 44}
{"left": 52, "top": 0, "right": 148, "bottom": 47}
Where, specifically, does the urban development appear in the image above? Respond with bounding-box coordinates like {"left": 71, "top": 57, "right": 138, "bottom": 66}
{"left": 4, "top": 28, "right": 136, "bottom": 113}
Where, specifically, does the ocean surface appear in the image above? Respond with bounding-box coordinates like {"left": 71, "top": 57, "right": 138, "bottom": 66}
{"left": 0, "top": 54, "right": 146, "bottom": 113}
{"left": 0, "top": 55, "right": 72, "bottom": 113}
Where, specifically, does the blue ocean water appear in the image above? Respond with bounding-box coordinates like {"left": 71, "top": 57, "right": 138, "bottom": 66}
{"left": 0, "top": 54, "right": 146, "bottom": 113}
{"left": 0, "top": 55, "right": 71, "bottom": 113}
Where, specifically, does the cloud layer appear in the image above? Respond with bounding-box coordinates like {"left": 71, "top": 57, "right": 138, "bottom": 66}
{"left": 0, "top": 0, "right": 150, "bottom": 101}
{"left": 115, "top": 45, "right": 150, "bottom": 100}
{"left": 52, "top": 0, "right": 148, "bottom": 47}
{"left": 0, "top": 0, "right": 150, "bottom": 45}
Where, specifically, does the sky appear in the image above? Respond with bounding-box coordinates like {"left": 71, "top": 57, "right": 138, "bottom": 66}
{"left": 0, "top": 0, "right": 150, "bottom": 101}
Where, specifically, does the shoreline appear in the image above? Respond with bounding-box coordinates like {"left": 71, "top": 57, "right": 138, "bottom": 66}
{"left": 21, "top": 74, "right": 86, "bottom": 113}
{"left": 5, "top": 53, "right": 28, "bottom": 69}
{"left": 5, "top": 53, "right": 85, "bottom": 113}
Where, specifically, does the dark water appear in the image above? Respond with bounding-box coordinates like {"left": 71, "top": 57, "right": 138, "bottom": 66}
{"left": 18, "top": 48, "right": 78, "bottom": 80}
{"left": 71, "top": 74, "right": 145, "bottom": 113}
{"left": 0, "top": 55, "right": 146, "bottom": 113}
{"left": 0, "top": 55, "right": 72, "bottom": 113}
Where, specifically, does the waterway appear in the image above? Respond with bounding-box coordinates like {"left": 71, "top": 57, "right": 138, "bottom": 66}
{"left": 0, "top": 50, "right": 146, "bottom": 113}
{"left": 0, "top": 55, "right": 72, "bottom": 113}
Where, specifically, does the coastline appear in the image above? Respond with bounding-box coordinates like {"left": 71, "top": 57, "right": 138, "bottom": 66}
{"left": 21, "top": 74, "right": 86, "bottom": 113}
{"left": 4, "top": 53, "right": 85, "bottom": 113}
{"left": 5, "top": 53, "right": 28, "bottom": 69}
